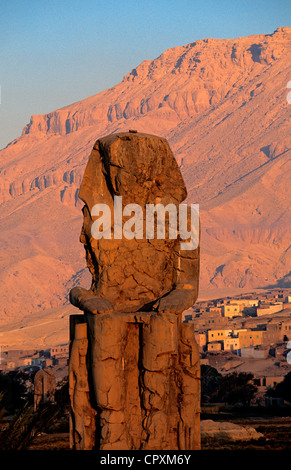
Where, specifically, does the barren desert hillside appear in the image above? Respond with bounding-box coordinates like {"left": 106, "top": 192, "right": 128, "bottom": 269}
{"left": 0, "top": 27, "right": 290, "bottom": 332}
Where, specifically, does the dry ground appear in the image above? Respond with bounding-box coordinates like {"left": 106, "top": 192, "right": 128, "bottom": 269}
{"left": 27, "top": 417, "right": 291, "bottom": 451}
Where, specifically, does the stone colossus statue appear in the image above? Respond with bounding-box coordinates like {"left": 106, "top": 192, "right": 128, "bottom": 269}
{"left": 69, "top": 131, "right": 201, "bottom": 450}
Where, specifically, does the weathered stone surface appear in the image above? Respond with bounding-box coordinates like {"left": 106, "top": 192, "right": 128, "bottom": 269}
{"left": 70, "top": 131, "right": 199, "bottom": 315}
{"left": 69, "top": 320, "right": 97, "bottom": 450}
{"left": 69, "top": 131, "right": 200, "bottom": 450}
{"left": 70, "top": 312, "right": 200, "bottom": 450}
{"left": 34, "top": 368, "right": 56, "bottom": 411}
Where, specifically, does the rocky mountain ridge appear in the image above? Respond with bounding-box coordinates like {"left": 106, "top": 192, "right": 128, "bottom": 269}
{"left": 0, "top": 27, "right": 290, "bottom": 332}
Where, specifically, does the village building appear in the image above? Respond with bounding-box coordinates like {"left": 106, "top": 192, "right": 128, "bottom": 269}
{"left": 222, "top": 304, "right": 241, "bottom": 318}
{"left": 208, "top": 306, "right": 222, "bottom": 316}
{"left": 254, "top": 375, "right": 284, "bottom": 392}
{"left": 207, "top": 341, "right": 222, "bottom": 352}
{"left": 193, "top": 314, "right": 229, "bottom": 330}
{"left": 207, "top": 329, "right": 232, "bottom": 342}
{"left": 256, "top": 302, "right": 283, "bottom": 316}
{"left": 238, "top": 330, "right": 264, "bottom": 348}
{"left": 223, "top": 337, "right": 240, "bottom": 351}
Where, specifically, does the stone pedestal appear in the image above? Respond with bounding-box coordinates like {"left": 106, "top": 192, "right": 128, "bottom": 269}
{"left": 69, "top": 311, "right": 200, "bottom": 450}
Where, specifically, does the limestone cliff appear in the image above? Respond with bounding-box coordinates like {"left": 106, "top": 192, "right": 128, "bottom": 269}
{"left": 0, "top": 27, "right": 290, "bottom": 330}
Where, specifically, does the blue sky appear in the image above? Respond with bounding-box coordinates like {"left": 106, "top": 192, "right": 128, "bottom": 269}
{"left": 0, "top": 0, "right": 290, "bottom": 149}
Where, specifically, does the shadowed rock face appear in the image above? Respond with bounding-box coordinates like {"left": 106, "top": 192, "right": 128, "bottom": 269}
{"left": 70, "top": 131, "right": 199, "bottom": 314}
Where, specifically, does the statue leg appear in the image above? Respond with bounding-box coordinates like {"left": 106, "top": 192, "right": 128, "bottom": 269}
{"left": 141, "top": 313, "right": 179, "bottom": 450}
{"left": 85, "top": 312, "right": 129, "bottom": 449}
{"left": 69, "top": 320, "right": 97, "bottom": 450}
{"left": 178, "top": 322, "right": 201, "bottom": 450}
